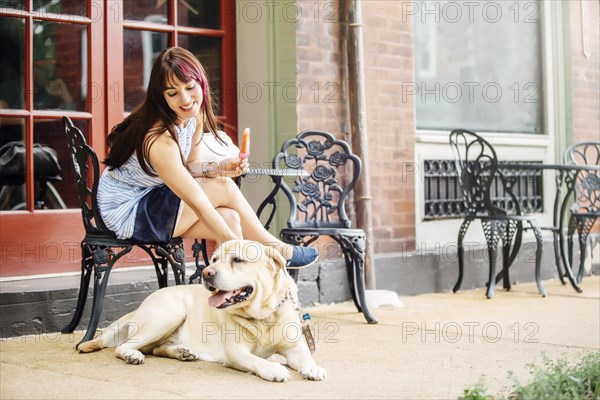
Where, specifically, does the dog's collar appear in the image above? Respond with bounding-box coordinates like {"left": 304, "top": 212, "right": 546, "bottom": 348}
{"left": 274, "top": 286, "right": 299, "bottom": 312}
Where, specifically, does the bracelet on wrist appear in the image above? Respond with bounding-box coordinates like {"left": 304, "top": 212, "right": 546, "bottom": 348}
{"left": 202, "top": 162, "right": 218, "bottom": 177}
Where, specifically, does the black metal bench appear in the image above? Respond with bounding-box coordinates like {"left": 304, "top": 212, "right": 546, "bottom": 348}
{"left": 449, "top": 128, "right": 545, "bottom": 298}
{"left": 61, "top": 116, "right": 187, "bottom": 346}
{"left": 61, "top": 120, "right": 377, "bottom": 335}
{"left": 256, "top": 130, "right": 377, "bottom": 324}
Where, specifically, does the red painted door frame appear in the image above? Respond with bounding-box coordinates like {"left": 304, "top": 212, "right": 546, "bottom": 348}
{"left": 0, "top": 1, "right": 237, "bottom": 277}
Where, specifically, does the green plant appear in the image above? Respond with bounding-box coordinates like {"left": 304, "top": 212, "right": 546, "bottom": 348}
{"left": 460, "top": 352, "right": 600, "bottom": 400}
{"left": 459, "top": 377, "right": 495, "bottom": 400}
{"left": 508, "top": 352, "right": 599, "bottom": 400}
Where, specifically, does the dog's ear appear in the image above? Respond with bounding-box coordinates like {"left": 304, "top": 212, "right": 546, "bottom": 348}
{"left": 265, "top": 246, "right": 287, "bottom": 272}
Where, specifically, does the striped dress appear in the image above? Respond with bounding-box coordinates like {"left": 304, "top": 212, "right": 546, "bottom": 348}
{"left": 97, "top": 118, "right": 196, "bottom": 239}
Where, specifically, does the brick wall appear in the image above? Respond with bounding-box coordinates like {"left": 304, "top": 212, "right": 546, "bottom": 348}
{"left": 294, "top": 0, "right": 347, "bottom": 262}
{"left": 570, "top": 0, "right": 600, "bottom": 144}
{"left": 362, "top": 1, "right": 416, "bottom": 253}
{"left": 295, "top": 1, "right": 345, "bottom": 135}
{"left": 295, "top": 0, "right": 416, "bottom": 255}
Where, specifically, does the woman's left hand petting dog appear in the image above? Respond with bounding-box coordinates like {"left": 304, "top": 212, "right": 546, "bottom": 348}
{"left": 77, "top": 240, "right": 326, "bottom": 382}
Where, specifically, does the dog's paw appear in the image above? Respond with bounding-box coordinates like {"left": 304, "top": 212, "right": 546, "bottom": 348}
{"left": 257, "top": 362, "right": 290, "bottom": 382}
{"left": 302, "top": 364, "right": 326, "bottom": 381}
{"left": 176, "top": 346, "right": 198, "bottom": 361}
{"left": 122, "top": 349, "right": 145, "bottom": 365}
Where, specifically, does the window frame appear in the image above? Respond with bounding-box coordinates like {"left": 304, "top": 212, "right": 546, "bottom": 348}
{"left": 413, "top": 1, "right": 563, "bottom": 247}
{"left": 0, "top": 1, "right": 102, "bottom": 213}
{"left": 111, "top": 0, "right": 238, "bottom": 138}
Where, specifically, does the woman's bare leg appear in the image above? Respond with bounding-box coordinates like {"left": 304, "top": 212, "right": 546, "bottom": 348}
{"left": 174, "top": 177, "right": 295, "bottom": 260}
{"left": 175, "top": 207, "right": 242, "bottom": 240}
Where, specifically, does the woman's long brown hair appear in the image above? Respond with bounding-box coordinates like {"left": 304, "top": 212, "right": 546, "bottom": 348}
{"left": 104, "top": 47, "right": 224, "bottom": 176}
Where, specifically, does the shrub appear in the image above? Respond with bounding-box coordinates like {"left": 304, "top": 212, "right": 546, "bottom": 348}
{"left": 459, "top": 378, "right": 495, "bottom": 400}
{"left": 460, "top": 352, "right": 600, "bottom": 400}
{"left": 508, "top": 352, "right": 599, "bottom": 400}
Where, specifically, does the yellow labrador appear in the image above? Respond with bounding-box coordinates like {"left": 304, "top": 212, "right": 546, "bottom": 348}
{"left": 78, "top": 240, "right": 326, "bottom": 382}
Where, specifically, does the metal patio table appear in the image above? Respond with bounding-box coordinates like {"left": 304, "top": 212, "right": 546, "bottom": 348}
{"left": 498, "top": 162, "right": 600, "bottom": 293}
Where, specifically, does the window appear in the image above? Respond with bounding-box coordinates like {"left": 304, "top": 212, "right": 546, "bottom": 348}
{"left": 413, "top": 0, "right": 543, "bottom": 134}
{"left": 0, "top": 2, "right": 91, "bottom": 212}
{"left": 121, "top": 0, "right": 235, "bottom": 126}
{"left": 422, "top": 159, "right": 543, "bottom": 220}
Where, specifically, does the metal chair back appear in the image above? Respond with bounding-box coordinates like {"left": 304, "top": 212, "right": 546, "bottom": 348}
{"left": 564, "top": 141, "right": 600, "bottom": 215}
{"left": 273, "top": 130, "right": 361, "bottom": 229}
{"left": 62, "top": 116, "right": 112, "bottom": 236}
{"left": 449, "top": 129, "right": 508, "bottom": 217}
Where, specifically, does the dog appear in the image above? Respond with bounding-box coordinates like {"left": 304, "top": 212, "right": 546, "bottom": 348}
{"left": 78, "top": 240, "right": 326, "bottom": 382}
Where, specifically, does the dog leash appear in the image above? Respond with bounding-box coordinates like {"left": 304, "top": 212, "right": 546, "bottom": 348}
{"left": 274, "top": 285, "right": 316, "bottom": 354}
{"left": 301, "top": 312, "right": 316, "bottom": 354}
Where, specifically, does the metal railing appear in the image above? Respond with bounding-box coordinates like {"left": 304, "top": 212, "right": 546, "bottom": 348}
{"left": 423, "top": 160, "right": 543, "bottom": 220}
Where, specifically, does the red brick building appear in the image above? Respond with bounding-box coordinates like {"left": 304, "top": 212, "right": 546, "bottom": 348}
{"left": 1, "top": 1, "right": 598, "bottom": 295}
{"left": 294, "top": 0, "right": 598, "bottom": 257}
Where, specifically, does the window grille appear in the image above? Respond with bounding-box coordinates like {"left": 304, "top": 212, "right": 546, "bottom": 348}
{"left": 423, "top": 160, "right": 544, "bottom": 220}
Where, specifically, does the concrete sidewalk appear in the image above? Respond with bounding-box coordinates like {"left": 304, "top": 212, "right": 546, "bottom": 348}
{"left": 1, "top": 276, "right": 598, "bottom": 400}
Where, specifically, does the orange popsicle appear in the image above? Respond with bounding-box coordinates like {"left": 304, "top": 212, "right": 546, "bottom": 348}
{"left": 239, "top": 128, "right": 250, "bottom": 159}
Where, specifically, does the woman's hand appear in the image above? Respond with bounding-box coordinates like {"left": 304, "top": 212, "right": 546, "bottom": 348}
{"left": 216, "top": 157, "right": 249, "bottom": 178}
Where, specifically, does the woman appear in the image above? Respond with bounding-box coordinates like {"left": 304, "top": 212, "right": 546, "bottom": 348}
{"left": 97, "top": 47, "right": 317, "bottom": 267}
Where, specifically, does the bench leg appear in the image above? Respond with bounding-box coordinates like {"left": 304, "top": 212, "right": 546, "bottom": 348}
{"left": 167, "top": 241, "right": 186, "bottom": 285}
{"left": 486, "top": 245, "right": 498, "bottom": 299}
{"left": 338, "top": 234, "right": 377, "bottom": 324}
{"left": 567, "top": 216, "right": 576, "bottom": 281}
{"left": 552, "top": 230, "right": 566, "bottom": 285}
{"left": 189, "top": 240, "right": 206, "bottom": 284}
{"left": 344, "top": 248, "right": 361, "bottom": 312}
{"left": 482, "top": 220, "right": 504, "bottom": 299}
{"left": 78, "top": 267, "right": 111, "bottom": 346}
{"left": 281, "top": 231, "right": 377, "bottom": 324}
{"left": 61, "top": 246, "right": 93, "bottom": 333}
{"left": 576, "top": 216, "right": 597, "bottom": 284}
{"left": 335, "top": 235, "right": 361, "bottom": 312}
{"left": 76, "top": 246, "right": 132, "bottom": 348}
{"left": 136, "top": 244, "right": 169, "bottom": 288}
{"left": 155, "top": 254, "right": 169, "bottom": 288}
{"left": 352, "top": 246, "right": 378, "bottom": 324}
{"left": 453, "top": 219, "right": 472, "bottom": 293}
{"left": 530, "top": 221, "right": 546, "bottom": 297}
{"left": 154, "top": 241, "right": 186, "bottom": 286}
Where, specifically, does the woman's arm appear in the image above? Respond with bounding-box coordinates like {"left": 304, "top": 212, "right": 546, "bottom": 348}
{"left": 148, "top": 133, "right": 238, "bottom": 244}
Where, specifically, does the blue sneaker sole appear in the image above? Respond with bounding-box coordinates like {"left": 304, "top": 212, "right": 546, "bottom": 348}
{"left": 286, "top": 257, "right": 318, "bottom": 269}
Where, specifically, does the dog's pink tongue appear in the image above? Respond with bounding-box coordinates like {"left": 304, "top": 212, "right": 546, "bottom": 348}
{"left": 208, "top": 290, "right": 234, "bottom": 308}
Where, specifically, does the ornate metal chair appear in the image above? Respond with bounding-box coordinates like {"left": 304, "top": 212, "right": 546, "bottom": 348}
{"left": 564, "top": 141, "right": 600, "bottom": 284}
{"left": 257, "top": 130, "right": 377, "bottom": 323}
{"left": 61, "top": 116, "right": 186, "bottom": 346}
{"left": 449, "top": 129, "right": 545, "bottom": 298}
